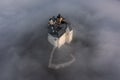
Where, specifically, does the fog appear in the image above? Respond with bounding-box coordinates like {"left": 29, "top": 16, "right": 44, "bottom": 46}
{"left": 0, "top": 0, "right": 120, "bottom": 80}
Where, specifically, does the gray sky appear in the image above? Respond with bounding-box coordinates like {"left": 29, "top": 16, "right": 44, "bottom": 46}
{"left": 0, "top": 0, "right": 120, "bottom": 80}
